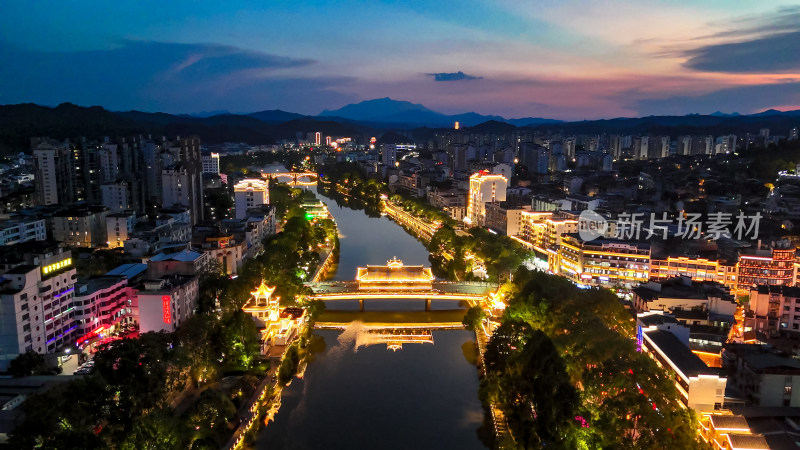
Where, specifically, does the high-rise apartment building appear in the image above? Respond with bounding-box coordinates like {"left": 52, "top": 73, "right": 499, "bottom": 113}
{"left": 32, "top": 139, "right": 76, "bottom": 206}
{"left": 160, "top": 136, "right": 204, "bottom": 224}
{"left": 466, "top": 171, "right": 507, "bottom": 226}
{"left": 202, "top": 152, "right": 220, "bottom": 174}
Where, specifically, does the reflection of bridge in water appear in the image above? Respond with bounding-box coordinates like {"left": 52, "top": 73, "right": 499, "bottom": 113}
{"left": 315, "top": 310, "right": 467, "bottom": 350}
{"left": 263, "top": 171, "right": 318, "bottom": 186}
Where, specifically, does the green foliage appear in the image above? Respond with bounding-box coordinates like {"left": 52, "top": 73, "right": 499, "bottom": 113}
{"left": 484, "top": 269, "right": 704, "bottom": 447}
{"left": 462, "top": 305, "right": 486, "bottom": 331}
{"left": 120, "top": 408, "right": 181, "bottom": 450}
{"left": 278, "top": 344, "right": 301, "bottom": 385}
{"left": 8, "top": 350, "right": 48, "bottom": 377}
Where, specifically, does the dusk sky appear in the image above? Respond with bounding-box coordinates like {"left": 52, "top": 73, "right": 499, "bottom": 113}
{"left": 1, "top": 1, "right": 799, "bottom": 120}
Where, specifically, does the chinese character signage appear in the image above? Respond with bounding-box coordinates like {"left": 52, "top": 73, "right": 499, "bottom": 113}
{"left": 162, "top": 295, "right": 172, "bottom": 325}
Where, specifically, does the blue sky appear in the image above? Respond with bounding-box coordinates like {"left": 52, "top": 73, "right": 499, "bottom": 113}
{"left": 1, "top": 1, "right": 799, "bottom": 119}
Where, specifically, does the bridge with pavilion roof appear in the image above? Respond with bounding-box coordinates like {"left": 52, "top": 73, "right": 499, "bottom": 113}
{"left": 307, "top": 258, "right": 497, "bottom": 311}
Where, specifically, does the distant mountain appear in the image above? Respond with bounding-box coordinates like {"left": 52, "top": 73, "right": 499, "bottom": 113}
{"left": 752, "top": 109, "right": 800, "bottom": 117}
{"left": 507, "top": 117, "right": 565, "bottom": 127}
{"left": 246, "top": 109, "right": 307, "bottom": 123}
{"left": 710, "top": 111, "right": 741, "bottom": 117}
{"left": 320, "top": 97, "right": 434, "bottom": 121}
{"left": 188, "top": 110, "right": 230, "bottom": 118}
{"left": 319, "top": 97, "right": 564, "bottom": 128}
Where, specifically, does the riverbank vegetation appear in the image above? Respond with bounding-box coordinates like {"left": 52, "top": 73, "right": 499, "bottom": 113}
{"left": 482, "top": 269, "right": 704, "bottom": 448}
{"left": 9, "top": 182, "right": 335, "bottom": 449}
{"left": 318, "top": 161, "right": 529, "bottom": 282}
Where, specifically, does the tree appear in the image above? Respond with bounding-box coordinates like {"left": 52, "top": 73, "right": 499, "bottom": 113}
{"left": 8, "top": 350, "right": 48, "bottom": 377}
{"left": 120, "top": 408, "right": 182, "bottom": 450}
{"left": 462, "top": 306, "right": 486, "bottom": 331}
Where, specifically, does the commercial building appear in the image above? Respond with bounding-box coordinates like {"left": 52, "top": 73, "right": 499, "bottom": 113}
{"left": 0, "top": 245, "right": 77, "bottom": 370}
{"left": 649, "top": 256, "right": 738, "bottom": 292}
{"left": 466, "top": 171, "right": 507, "bottom": 226}
{"left": 72, "top": 275, "right": 137, "bottom": 345}
{"left": 697, "top": 411, "right": 769, "bottom": 450}
{"left": 737, "top": 242, "right": 795, "bottom": 291}
{"left": 559, "top": 235, "right": 650, "bottom": 288}
{"left": 234, "top": 178, "right": 269, "bottom": 220}
{"left": 136, "top": 275, "right": 198, "bottom": 333}
{"left": 51, "top": 205, "right": 109, "bottom": 248}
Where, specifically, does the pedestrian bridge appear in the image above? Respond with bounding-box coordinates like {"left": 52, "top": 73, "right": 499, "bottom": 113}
{"left": 263, "top": 171, "right": 318, "bottom": 186}
{"left": 306, "top": 280, "right": 497, "bottom": 311}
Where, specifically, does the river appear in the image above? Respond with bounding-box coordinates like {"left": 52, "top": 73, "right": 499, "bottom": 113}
{"left": 255, "top": 186, "right": 488, "bottom": 449}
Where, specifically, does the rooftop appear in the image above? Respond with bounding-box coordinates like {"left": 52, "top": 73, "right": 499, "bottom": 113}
{"left": 150, "top": 249, "right": 204, "bottom": 263}
{"left": 643, "top": 329, "right": 717, "bottom": 378}
{"left": 356, "top": 258, "right": 434, "bottom": 284}
{"left": 634, "top": 277, "right": 733, "bottom": 302}
{"left": 105, "top": 263, "right": 147, "bottom": 279}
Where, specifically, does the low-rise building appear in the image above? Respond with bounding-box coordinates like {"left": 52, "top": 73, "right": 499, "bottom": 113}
{"left": 697, "top": 411, "right": 769, "bottom": 450}
{"left": 72, "top": 275, "right": 137, "bottom": 346}
{"left": 633, "top": 277, "right": 736, "bottom": 324}
{"left": 427, "top": 189, "right": 467, "bottom": 221}
{"left": 105, "top": 211, "right": 136, "bottom": 249}
{"left": 136, "top": 275, "right": 198, "bottom": 333}
{"left": 147, "top": 250, "right": 210, "bottom": 278}
{"left": 724, "top": 345, "right": 800, "bottom": 407}
{"left": 639, "top": 319, "right": 727, "bottom": 411}
{"left": 0, "top": 218, "right": 46, "bottom": 245}
{"left": 747, "top": 285, "right": 800, "bottom": 337}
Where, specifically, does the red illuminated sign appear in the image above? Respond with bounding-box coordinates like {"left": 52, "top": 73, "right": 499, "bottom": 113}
{"left": 162, "top": 295, "right": 172, "bottom": 324}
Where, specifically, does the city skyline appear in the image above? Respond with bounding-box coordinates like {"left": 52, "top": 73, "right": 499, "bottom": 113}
{"left": 1, "top": 1, "right": 799, "bottom": 120}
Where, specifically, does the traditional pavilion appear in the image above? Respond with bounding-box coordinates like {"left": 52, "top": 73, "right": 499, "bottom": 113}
{"left": 242, "top": 281, "right": 306, "bottom": 355}
{"left": 356, "top": 257, "right": 434, "bottom": 290}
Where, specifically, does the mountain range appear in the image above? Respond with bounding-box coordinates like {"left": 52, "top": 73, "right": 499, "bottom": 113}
{"left": 1, "top": 98, "right": 799, "bottom": 153}
{"left": 318, "top": 97, "right": 561, "bottom": 127}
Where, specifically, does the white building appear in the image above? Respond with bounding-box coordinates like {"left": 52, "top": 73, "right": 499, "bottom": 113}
{"left": 0, "top": 248, "right": 76, "bottom": 370}
{"left": 234, "top": 178, "right": 269, "bottom": 220}
{"left": 106, "top": 212, "right": 136, "bottom": 248}
{"left": 51, "top": 205, "right": 109, "bottom": 248}
{"left": 0, "top": 219, "right": 46, "bottom": 245}
{"left": 101, "top": 180, "right": 132, "bottom": 213}
{"left": 161, "top": 165, "right": 192, "bottom": 211}
{"left": 137, "top": 275, "right": 198, "bottom": 333}
{"left": 638, "top": 312, "right": 727, "bottom": 411}
{"left": 202, "top": 152, "right": 220, "bottom": 174}
{"left": 466, "top": 171, "right": 507, "bottom": 226}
